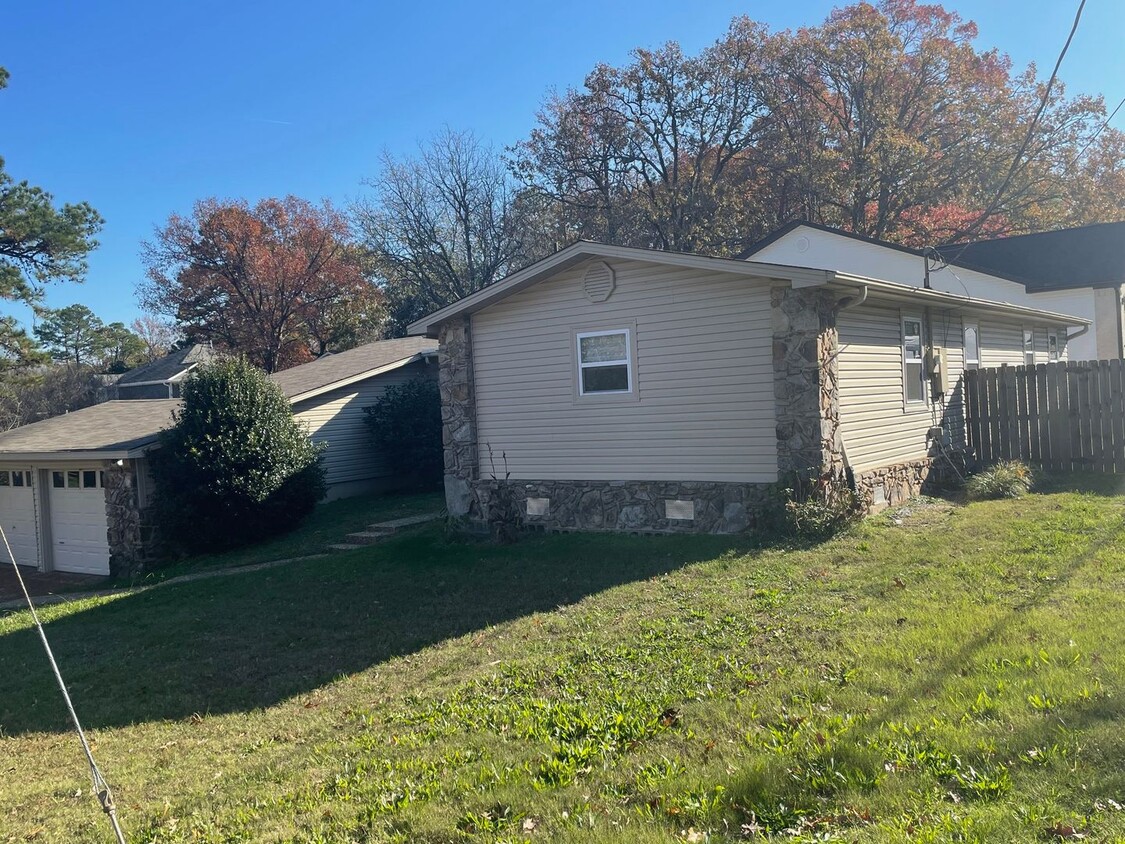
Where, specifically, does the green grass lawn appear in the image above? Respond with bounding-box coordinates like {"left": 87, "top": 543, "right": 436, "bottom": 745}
{"left": 116, "top": 489, "right": 444, "bottom": 585}
{"left": 1, "top": 478, "right": 1123, "bottom": 843}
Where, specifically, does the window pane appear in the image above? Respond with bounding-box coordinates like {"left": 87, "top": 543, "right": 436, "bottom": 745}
{"left": 83, "top": 470, "right": 98, "bottom": 489}
{"left": 0, "top": 472, "right": 9, "bottom": 487}
{"left": 67, "top": 470, "right": 80, "bottom": 489}
{"left": 1023, "top": 328, "right": 1034, "bottom": 351}
{"left": 11, "top": 471, "right": 23, "bottom": 487}
{"left": 52, "top": 471, "right": 64, "bottom": 489}
{"left": 580, "top": 333, "right": 627, "bottom": 363}
{"left": 582, "top": 364, "right": 629, "bottom": 393}
{"left": 964, "top": 326, "right": 979, "bottom": 363}
{"left": 905, "top": 363, "right": 925, "bottom": 402}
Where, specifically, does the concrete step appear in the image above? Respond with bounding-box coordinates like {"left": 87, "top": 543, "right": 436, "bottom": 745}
{"left": 366, "top": 512, "right": 442, "bottom": 533}
{"left": 344, "top": 530, "right": 394, "bottom": 545}
{"left": 326, "top": 543, "right": 365, "bottom": 553}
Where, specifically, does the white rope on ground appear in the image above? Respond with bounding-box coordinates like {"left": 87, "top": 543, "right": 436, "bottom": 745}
{"left": 0, "top": 523, "right": 127, "bottom": 843}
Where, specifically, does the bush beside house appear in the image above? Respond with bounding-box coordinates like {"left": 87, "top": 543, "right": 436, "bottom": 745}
{"left": 363, "top": 377, "right": 442, "bottom": 490}
{"left": 150, "top": 358, "right": 326, "bottom": 554}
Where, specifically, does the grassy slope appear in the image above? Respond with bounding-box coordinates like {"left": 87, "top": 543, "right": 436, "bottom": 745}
{"left": 118, "top": 490, "right": 444, "bottom": 585}
{"left": 1, "top": 479, "right": 1123, "bottom": 843}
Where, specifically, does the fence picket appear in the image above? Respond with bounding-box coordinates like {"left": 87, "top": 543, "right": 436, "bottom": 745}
{"left": 962, "top": 360, "right": 1125, "bottom": 475}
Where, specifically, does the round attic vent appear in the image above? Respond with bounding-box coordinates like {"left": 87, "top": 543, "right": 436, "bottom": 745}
{"left": 796, "top": 235, "right": 811, "bottom": 253}
{"left": 583, "top": 261, "right": 616, "bottom": 303}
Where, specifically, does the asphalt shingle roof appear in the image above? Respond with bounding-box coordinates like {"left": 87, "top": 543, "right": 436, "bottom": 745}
{"left": 945, "top": 221, "right": 1125, "bottom": 291}
{"left": 0, "top": 400, "right": 180, "bottom": 455}
{"left": 116, "top": 344, "right": 220, "bottom": 386}
{"left": 271, "top": 337, "right": 436, "bottom": 399}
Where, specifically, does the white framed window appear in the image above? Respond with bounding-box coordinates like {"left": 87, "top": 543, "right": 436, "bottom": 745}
{"left": 11, "top": 470, "right": 29, "bottom": 488}
{"left": 1048, "top": 330, "right": 1060, "bottom": 362}
{"left": 576, "top": 329, "right": 633, "bottom": 395}
{"left": 1023, "top": 327, "right": 1035, "bottom": 367}
{"left": 963, "top": 321, "right": 980, "bottom": 370}
{"left": 903, "top": 316, "right": 926, "bottom": 406}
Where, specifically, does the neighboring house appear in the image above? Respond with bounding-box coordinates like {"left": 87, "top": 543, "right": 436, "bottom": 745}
{"left": 948, "top": 222, "right": 1125, "bottom": 361}
{"left": 742, "top": 221, "right": 1118, "bottom": 362}
{"left": 114, "top": 344, "right": 221, "bottom": 399}
{"left": 0, "top": 338, "right": 436, "bottom": 578}
{"left": 271, "top": 337, "right": 438, "bottom": 499}
{"left": 407, "top": 241, "right": 1088, "bottom": 536}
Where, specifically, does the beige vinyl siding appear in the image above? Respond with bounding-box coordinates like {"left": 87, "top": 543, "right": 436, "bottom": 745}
{"left": 292, "top": 361, "right": 433, "bottom": 487}
{"left": 979, "top": 320, "right": 1025, "bottom": 368}
{"left": 837, "top": 304, "right": 966, "bottom": 471}
{"left": 471, "top": 259, "right": 777, "bottom": 482}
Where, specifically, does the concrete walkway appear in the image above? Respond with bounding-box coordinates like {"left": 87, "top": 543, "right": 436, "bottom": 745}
{"left": 0, "top": 553, "right": 327, "bottom": 613}
{"left": 0, "top": 511, "right": 444, "bottom": 614}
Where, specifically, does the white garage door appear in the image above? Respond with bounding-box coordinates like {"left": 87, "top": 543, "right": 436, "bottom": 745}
{"left": 48, "top": 468, "right": 110, "bottom": 576}
{"left": 0, "top": 468, "right": 39, "bottom": 568}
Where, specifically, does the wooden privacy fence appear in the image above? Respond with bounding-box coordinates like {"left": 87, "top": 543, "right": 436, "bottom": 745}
{"left": 964, "top": 360, "right": 1125, "bottom": 473}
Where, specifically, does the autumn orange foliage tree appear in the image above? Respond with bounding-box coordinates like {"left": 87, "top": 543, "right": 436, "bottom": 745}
{"left": 141, "top": 196, "right": 380, "bottom": 372}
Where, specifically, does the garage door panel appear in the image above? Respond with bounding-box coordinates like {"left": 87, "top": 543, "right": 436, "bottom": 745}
{"left": 49, "top": 468, "right": 110, "bottom": 576}
{"left": 0, "top": 468, "right": 38, "bottom": 568}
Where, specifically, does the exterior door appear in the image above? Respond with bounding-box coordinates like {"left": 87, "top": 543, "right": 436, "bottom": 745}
{"left": 48, "top": 468, "right": 110, "bottom": 575}
{"left": 0, "top": 468, "right": 39, "bottom": 568}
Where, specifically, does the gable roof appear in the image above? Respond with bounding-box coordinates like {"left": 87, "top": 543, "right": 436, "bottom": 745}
{"left": 945, "top": 221, "right": 1125, "bottom": 291}
{"left": 406, "top": 238, "right": 1089, "bottom": 338}
{"left": 0, "top": 400, "right": 180, "bottom": 459}
{"left": 116, "top": 344, "right": 220, "bottom": 387}
{"left": 271, "top": 337, "right": 436, "bottom": 402}
{"left": 406, "top": 241, "right": 831, "bottom": 337}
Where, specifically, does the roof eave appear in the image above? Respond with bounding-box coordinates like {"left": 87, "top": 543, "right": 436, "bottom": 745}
{"left": 283, "top": 354, "right": 431, "bottom": 404}
{"left": 406, "top": 241, "right": 828, "bottom": 337}
{"left": 826, "top": 272, "right": 1091, "bottom": 325}
{"left": 0, "top": 447, "right": 153, "bottom": 462}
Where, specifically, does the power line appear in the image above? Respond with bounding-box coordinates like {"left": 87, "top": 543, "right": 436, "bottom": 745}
{"left": 1067, "top": 94, "right": 1125, "bottom": 168}
{"left": 957, "top": 0, "right": 1086, "bottom": 242}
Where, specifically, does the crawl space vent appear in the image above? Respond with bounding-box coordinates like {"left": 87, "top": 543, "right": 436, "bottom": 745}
{"left": 526, "top": 497, "right": 550, "bottom": 517}
{"left": 583, "top": 262, "right": 616, "bottom": 303}
{"left": 665, "top": 499, "right": 695, "bottom": 521}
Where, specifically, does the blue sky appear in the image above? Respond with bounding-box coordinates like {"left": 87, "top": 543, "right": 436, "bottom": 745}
{"left": 4, "top": 1, "right": 1123, "bottom": 329}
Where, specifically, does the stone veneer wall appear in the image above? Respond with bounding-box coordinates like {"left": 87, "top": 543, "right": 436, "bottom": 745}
{"left": 504, "top": 480, "right": 774, "bottom": 534}
{"left": 434, "top": 282, "right": 931, "bottom": 537}
{"left": 438, "top": 317, "right": 480, "bottom": 519}
{"left": 771, "top": 286, "right": 845, "bottom": 478}
{"left": 851, "top": 452, "right": 969, "bottom": 513}
{"left": 103, "top": 460, "right": 156, "bottom": 578}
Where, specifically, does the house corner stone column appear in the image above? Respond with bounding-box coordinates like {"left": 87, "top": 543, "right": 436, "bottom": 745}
{"left": 438, "top": 316, "right": 480, "bottom": 519}
{"left": 771, "top": 285, "right": 845, "bottom": 478}
{"left": 103, "top": 460, "right": 147, "bottom": 578}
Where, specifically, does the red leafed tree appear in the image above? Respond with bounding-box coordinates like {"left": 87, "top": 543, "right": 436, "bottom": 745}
{"left": 141, "top": 196, "right": 380, "bottom": 373}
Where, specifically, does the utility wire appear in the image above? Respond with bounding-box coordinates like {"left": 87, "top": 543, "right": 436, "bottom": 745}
{"left": 1, "top": 525, "right": 127, "bottom": 844}
{"left": 957, "top": 0, "right": 1086, "bottom": 242}
{"left": 1067, "top": 94, "right": 1125, "bottom": 168}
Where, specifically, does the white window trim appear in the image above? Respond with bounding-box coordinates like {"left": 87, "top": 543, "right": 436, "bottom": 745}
{"left": 576, "top": 328, "right": 634, "bottom": 397}
{"left": 1023, "top": 326, "right": 1036, "bottom": 367}
{"left": 963, "top": 320, "right": 980, "bottom": 370}
{"left": 902, "top": 314, "right": 927, "bottom": 410}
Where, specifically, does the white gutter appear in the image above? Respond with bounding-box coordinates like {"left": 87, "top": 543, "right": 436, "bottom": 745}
{"left": 826, "top": 271, "right": 1091, "bottom": 326}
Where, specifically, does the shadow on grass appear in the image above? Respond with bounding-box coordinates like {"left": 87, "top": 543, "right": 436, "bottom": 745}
{"left": 0, "top": 528, "right": 761, "bottom": 736}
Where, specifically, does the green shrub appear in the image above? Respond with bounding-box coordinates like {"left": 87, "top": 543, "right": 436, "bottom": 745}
{"left": 150, "top": 357, "right": 326, "bottom": 554}
{"left": 766, "top": 471, "right": 860, "bottom": 540}
{"left": 965, "top": 461, "right": 1033, "bottom": 501}
{"left": 363, "top": 377, "right": 442, "bottom": 489}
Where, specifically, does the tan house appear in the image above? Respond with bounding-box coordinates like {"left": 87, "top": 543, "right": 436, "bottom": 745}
{"left": 408, "top": 242, "right": 1088, "bottom": 534}
{"left": 0, "top": 338, "right": 436, "bottom": 578}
